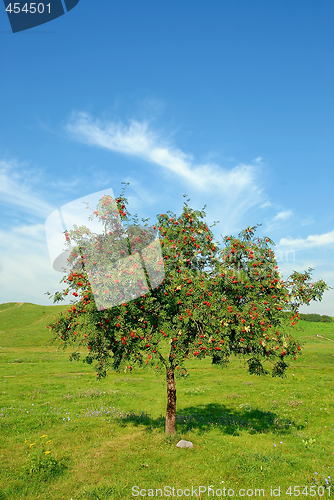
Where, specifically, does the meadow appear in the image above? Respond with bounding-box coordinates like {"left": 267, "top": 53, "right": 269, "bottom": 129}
{"left": 0, "top": 302, "right": 333, "bottom": 500}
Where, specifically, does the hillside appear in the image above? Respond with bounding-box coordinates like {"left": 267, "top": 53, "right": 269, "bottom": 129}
{"left": 0, "top": 302, "right": 333, "bottom": 349}
{"left": 0, "top": 302, "right": 68, "bottom": 348}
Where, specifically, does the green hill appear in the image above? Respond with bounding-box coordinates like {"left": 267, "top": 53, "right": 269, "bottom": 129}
{"left": 0, "top": 302, "right": 68, "bottom": 348}
{"left": 0, "top": 302, "right": 333, "bottom": 349}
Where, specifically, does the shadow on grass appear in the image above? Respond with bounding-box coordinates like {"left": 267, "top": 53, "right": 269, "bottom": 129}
{"left": 117, "top": 403, "right": 302, "bottom": 436}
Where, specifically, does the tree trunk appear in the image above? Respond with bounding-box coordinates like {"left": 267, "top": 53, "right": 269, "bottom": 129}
{"left": 165, "top": 367, "right": 176, "bottom": 435}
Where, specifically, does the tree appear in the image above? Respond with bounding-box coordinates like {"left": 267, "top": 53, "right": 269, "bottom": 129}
{"left": 46, "top": 184, "right": 331, "bottom": 435}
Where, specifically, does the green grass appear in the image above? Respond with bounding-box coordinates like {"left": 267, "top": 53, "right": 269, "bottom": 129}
{"left": 0, "top": 303, "right": 334, "bottom": 499}
{"left": 0, "top": 302, "right": 68, "bottom": 348}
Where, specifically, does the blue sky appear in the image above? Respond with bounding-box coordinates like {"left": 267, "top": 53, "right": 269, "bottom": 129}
{"left": 0, "top": 0, "right": 333, "bottom": 314}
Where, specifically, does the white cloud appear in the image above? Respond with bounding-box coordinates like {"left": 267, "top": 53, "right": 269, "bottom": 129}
{"left": 13, "top": 223, "right": 46, "bottom": 239}
{"left": 264, "top": 209, "right": 294, "bottom": 233}
{"left": 65, "top": 112, "right": 266, "bottom": 233}
{"left": 65, "top": 112, "right": 262, "bottom": 195}
{"left": 260, "top": 201, "right": 272, "bottom": 209}
{"left": 0, "top": 224, "right": 70, "bottom": 306}
{"left": 0, "top": 159, "right": 55, "bottom": 218}
{"left": 273, "top": 210, "right": 293, "bottom": 221}
{"left": 278, "top": 229, "right": 334, "bottom": 249}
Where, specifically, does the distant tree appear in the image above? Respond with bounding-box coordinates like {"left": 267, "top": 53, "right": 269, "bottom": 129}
{"left": 320, "top": 315, "right": 333, "bottom": 323}
{"left": 299, "top": 313, "right": 333, "bottom": 323}
{"left": 46, "top": 184, "right": 331, "bottom": 434}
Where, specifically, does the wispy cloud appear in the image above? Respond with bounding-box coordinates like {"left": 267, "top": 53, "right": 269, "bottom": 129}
{"left": 264, "top": 209, "right": 294, "bottom": 232}
{"left": 0, "top": 159, "right": 55, "bottom": 218}
{"left": 0, "top": 224, "right": 46, "bottom": 254}
{"left": 65, "top": 112, "right": 265, "bottom": 231}
{"left": 273, "top": 210, "right": 293, "bottom": 221}
{"left": 0, "top": 223, "right": 70, "bottom": 306}
{"left": 278, "top": 229, "right": 334, "bottom": 249}
{"left": 66, "top": 112, "right": 262, "bottom": 194}
{"left": 260, "top": 201, "right": 272, "bottom": 209}
{"left": 13, "top": 223, "right": 46, "bottom": 240}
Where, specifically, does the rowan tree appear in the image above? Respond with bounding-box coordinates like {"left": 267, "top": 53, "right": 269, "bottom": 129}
{"left": 46, "top": 184, "right": 331, "bottom": 434}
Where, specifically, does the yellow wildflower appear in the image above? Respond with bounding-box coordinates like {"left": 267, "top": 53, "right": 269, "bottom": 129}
{"left": 46, "top": 440, "right": 52, "bottom": 444}
{"left": 29, "top": 443, "right": 35, "bottom": 447}
{"left": 40, "top": 435, "right": 47, "bottom": 438}
{"left": 45, "top": 451, "right": 51, "bottom": 455}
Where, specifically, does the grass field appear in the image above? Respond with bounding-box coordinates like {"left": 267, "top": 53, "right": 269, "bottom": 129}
{"left": 0, "top": 302, "right": 333, "bottom": 500}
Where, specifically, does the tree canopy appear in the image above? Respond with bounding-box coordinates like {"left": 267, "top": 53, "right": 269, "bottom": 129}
{"left": 46, "top": 184, "right": 331, "bottom": 434}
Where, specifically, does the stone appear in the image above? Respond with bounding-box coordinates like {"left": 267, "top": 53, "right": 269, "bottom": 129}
{"left": 176, "top": 440, "right": 193, "bottom": 448}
